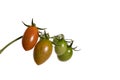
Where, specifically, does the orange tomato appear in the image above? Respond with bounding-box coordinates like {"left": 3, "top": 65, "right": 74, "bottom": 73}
{"left": 22, "top": 26, "right": 39, "bottom": 51}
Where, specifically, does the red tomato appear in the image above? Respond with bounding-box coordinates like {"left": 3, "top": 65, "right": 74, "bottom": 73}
{"left": 22, "top": 26, "right": 39, "bottom": 51}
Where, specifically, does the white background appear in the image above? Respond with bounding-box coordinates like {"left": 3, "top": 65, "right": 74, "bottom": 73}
{"left": 0, "top": 0, "right": 120, "bottom": 80}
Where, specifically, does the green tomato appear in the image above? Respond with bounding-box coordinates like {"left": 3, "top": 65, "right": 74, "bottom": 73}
{"left": 54, "top": 38, "right": 67, "bottom": 56}
{"left": 57, "top": 46, "right": 73, "bottom": 61}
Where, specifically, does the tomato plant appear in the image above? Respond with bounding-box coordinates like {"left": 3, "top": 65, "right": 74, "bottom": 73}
{"left": 0, "top": 19, "right": 79, "bottom": 66}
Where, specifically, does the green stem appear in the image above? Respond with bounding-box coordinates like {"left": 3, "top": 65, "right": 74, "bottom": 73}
{"left": 37, "top": 27, "right": 47, "bottom": 30}
{"left": 72, "top": 46, "right": 81, "bottom": 51}
{"left": 31, "top": 18, "right": 36, "bottom": 26}
{"left": 69, "top": 40, "right": 73, "bottom": 47}
{"left": 0, "top": 36, "right": 23, "bottom": 54}
{"left": 22, "top": 21, "right": 30, "bottom": 27}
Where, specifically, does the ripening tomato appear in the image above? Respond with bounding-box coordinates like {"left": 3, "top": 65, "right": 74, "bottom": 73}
{"left": 33, "top": 39, "right": 53, "bottom": 65}
{"left": 22, "top": 26, "right": 39, "bottom": 51}
{"left": 57, "top": 46, "right": 73, "bottom": 61}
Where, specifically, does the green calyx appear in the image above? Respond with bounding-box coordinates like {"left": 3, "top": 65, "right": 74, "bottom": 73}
{"left": 22, "top": 18, "right": 36, "bottom": 27}
{"left": 22, "top": 19, "right": 46, "bottom": 30}
{"left": 40, "top": 30, "right": 50, "bottom": 40}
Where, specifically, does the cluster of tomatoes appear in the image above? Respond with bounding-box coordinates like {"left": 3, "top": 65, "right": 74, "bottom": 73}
{"left": 0, "top": 19, "right": 79, "bottom": 65}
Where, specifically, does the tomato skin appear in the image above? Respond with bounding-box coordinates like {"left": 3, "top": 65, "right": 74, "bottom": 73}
{"left": 33, "top": 39, "right": 53, "bottom": 65}
{"left": 22, "top": 26, "right": 38, "bottom": 51}
{"left": 54, "top": 39, "right": 67, "bottom": 56}
{"left": 57, "top": 46, "right": 73, "bottom": 61}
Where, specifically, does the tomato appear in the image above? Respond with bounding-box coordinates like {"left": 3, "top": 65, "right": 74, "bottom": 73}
{"left": 33, "top": 39, "right": 53, "bottom": 65}
{"left": 54, "top": 38, "right": 67, "bottom": 56}
{"left": 22, "top": 26, "right": 39, "bottom": 51}
{"left": 57, "top": 46, "right": 73, "bottom": 61}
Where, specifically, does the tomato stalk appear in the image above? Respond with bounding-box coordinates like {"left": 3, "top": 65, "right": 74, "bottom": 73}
{"left": 0, "top": 36, "right": 23, "bottom": 54}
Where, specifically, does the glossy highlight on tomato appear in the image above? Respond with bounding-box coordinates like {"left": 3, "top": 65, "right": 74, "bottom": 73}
{"left": 22, "top": 26, "right": 39, "bottom": 51}
{"left": 34, "top": 39, "right": 53, "bottom": 65}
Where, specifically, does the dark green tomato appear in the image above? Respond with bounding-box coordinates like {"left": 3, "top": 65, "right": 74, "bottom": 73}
{"left": 54, "top": 39, "right": 67, "bottom": 56}
{"left": 57, "top": 46, "right": 73, "bottom": 61}
{"left": 33, "top": 39, "right": 53, "bottom": 65}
